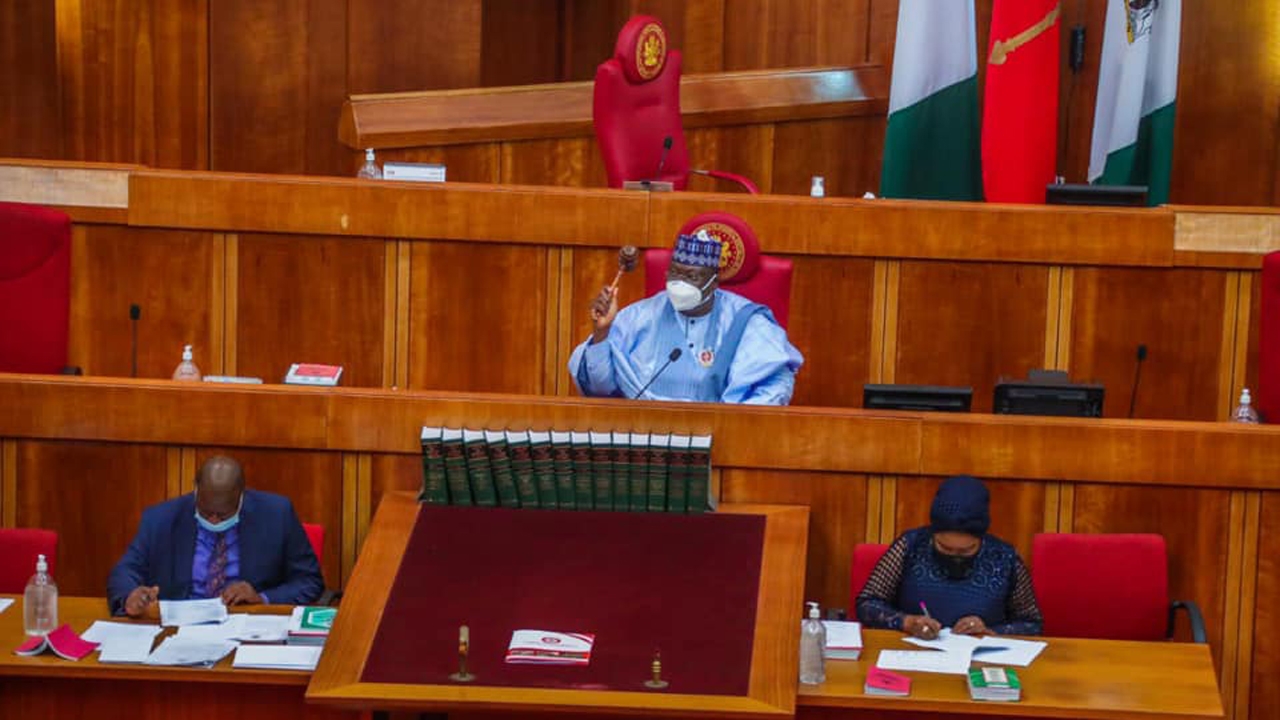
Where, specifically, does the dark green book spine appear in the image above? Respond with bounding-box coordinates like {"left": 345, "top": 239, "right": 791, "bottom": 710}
{"left": 687, "top": 435, "right": 712, "bottom": 513}
{"left": 667, "top": 435, "right": 690, "bottom": 513}
{"left": 570, "top": 432, "right": 594, "bottom": 510}
{"left": 628, "top": 433, "right": 649, "bottom": 511}
{"left": 442, "top": 429, "right": 472, "bottom": 506}
{"left": 646, "top": 434, "right": 669, "bottom": 512}
{"left": 550, "top": 432, "right": 575, "bottom": 510}
{"left": 463, "top": 430, "right": 498, "bottom": 507}
{"left": 418, "top": 427, "right": 449, "bottom": 504}
{"left": 507, "top": 431, "right": 538, "bottom": 509}
{"left": 610, "top": 431, "right": 630, "bottom": 512}
{"left": 485, "top": 430, "right": 520, "bottom": 508}
{"left": 530, "top": 432, "right": 557, "bottom": 508}
{"left": 589, "top": 432, "right": 614, "bottom": 511}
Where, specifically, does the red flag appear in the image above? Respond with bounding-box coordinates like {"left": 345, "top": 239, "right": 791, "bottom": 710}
{"left": 981, "top": 0, "right": 1061, "bottom": 203}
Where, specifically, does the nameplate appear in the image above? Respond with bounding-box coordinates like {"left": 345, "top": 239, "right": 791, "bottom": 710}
{"left": 202, "top": 375, "right": 264, "bottom": 385}
{"left": 622, "top": 180, "right": 674, "bottom": 192}
{"left": 383, "top": 162, "right": 446, "bottom": 183}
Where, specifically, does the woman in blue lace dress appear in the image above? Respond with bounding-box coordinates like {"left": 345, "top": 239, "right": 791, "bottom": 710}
{"left": 856, "top": 475, "right": 1042, "bottom": 639}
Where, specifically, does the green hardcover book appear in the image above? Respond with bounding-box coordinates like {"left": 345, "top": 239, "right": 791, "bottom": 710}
{"left": 463, "top": 429, "right": 498, "bottom": 507}
{"left": 570, "top": 431, "right": 594, "bottom": 510}
{"left": 667, "top": 434, "right": 691, "bottom": 513}
{"left": 967, "top": 667, "right": 1021, "bottom": 702}
{"left": 441, "top": 428, "right": 472, "bottom": 506}
{"left": 627, "top": 433, "right": 650, "bottom": 512}
{"left": 506, "top": 430, "right": 539, "bottom": 509}
{"left": 418, "top": 426, "right": 449, "bottom": 504}
{"left": 550, "top": 431, "right": 576, "bottom": 510}
{"left": 610, "top": 431, "right": 631, "bottom": 512}
{"left": 530, "top": 431, "right": 558, "bottom": 509}
{"left": 589, "top": 431, "right": 614, "bottom": 510}
{"left": 485, "top": 429, "right": 520, "bottom": 508}
{"left": 687, "top": 435, "right": 713, "bottom": 513}
{"left": 646, "top": 433, "right": 670, "bottom": 512}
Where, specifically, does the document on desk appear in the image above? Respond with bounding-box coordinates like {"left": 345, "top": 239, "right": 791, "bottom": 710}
{"left": 143, "top": 636, "right": 237, "bottom": 667}
{"left": 81, "top": 621, "right": 164, "bottom": 664}
{"left": 232, "top": 645, "right": 322, "bottom": 671}
{"left": 159, "top": 598, "right": 229, "bottom": 627}
{"left": 175, "top": 614, "right": 290, "bottom": 644}
{"left": 876, "top": 649, "right": 972, "bottom": 675}
{"left": 0, "top": 599, "right": 13, "bottom": 614}
{"left": 904, "top": 630, "right": 1047, "bottom": 667}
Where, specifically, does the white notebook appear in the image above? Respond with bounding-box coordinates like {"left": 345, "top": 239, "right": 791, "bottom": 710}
{"left": 232, "top": 645, "right": 322, "bottom": 671}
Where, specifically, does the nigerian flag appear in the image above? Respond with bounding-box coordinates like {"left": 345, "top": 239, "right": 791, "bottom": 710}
{"left": 879, "top": 0, "right": 981, "bottom": 201}
{"left": 1088, "top": 0, "right": 1181, "bottom": 205}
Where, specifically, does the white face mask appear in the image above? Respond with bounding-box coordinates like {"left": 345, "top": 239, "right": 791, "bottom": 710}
{"left": 666, "top": 275, "right": 715, "bottom": 312}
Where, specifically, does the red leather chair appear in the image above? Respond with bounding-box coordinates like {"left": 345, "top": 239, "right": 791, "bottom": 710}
{"left": 644, "top": 212, "right": 793, "bottom": 327}
{"left": 303, "top": 523, "right": 324, "bottom": 565}
{"left": 1031, "top": 533, "right": 1205, "bottom": 642}
{"left": 848, "top": 543, "right": 889, "bottom": 614}
{"left": 0, "top": 202, "right": 72, "bottom": 374}
{"left": 593, "top": 16, "right": 758, "bottom": 194}
{"left": 1258, "top": 251, "right": 1280, "bottom": 422}
{"left": 0, "top": 528, "right": 58, "bottom": 594}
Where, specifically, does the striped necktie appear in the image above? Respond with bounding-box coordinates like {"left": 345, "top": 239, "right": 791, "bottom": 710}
{"left": 206, "top": 532, "right": 228, "bottom": 598}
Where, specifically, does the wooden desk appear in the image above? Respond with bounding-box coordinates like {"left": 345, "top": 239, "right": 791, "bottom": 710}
{"left": 0, "top": 595, "right": 350, "bottom": 720}
{"left": 306, "top": 493, "right": 809, "bottom": 716}
{"left": 797, "top": 629, "right": 1223, "bottom": 720}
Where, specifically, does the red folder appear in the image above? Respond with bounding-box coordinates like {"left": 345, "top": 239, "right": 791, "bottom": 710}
{"left": 14, "top": 624, "right": 99, "bottom": 660}
{"left": 865, "top": 666, "right": 911, "bottom": 696}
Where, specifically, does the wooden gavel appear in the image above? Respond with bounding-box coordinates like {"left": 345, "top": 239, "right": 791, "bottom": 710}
{"left": 609, "top": 245, "right": 640, "bottom": 293}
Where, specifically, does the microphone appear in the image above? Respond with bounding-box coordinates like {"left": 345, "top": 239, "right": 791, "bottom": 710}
{"left": 633, "top": 348, "right": 682, "bottom": 399}
{"left": 1128, "top": 344, "right": 1147, "bottom": 418}
{"left": 652, "top": 136, "right": 673, "bottom": 182}
{"left": 129, "top": 304, "right": 142, "bottom": 378}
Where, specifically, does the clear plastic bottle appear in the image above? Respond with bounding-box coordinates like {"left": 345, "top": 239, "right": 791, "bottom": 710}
{"left": 357, "top": 148, "right": 382, "bottom": 179}
{"left": 172, "top": 344, "right": 202, "bottom": 381}
{"left": 810, "top": 175, "right": 826, "bottom": 198}
{"left": 1232, "top": 387, "right": 1260, "bottom": 423}
{"left": 23, "top": 554, "right": 57, "bottom": 637}
{"left": 799, "top": 601, "right": 826, "bottom": 684}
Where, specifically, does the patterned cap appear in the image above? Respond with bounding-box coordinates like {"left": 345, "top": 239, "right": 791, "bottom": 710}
{"left": 930, "top": 475, "right": 991, "bottom": 536}
{"left": 672, "top": 232, "right": 722, "bottom": 269}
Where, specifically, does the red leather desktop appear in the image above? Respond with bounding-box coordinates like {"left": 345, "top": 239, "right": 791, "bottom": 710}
{"left": 0, "top": 202, "right": 71, "bottom": 374}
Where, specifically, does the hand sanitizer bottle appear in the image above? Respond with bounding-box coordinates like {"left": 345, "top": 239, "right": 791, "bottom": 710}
{"left": 357, "top": 148, "right": 382, "bottom": 179}
{"left": 24, "top": 554, "right": 57, "bottom": 636}
{"left": 1232, "top": 388, "right": 1260, "bottom": 423}
{"left": 172, "top": 344, "right": 202, "bottom": 381}
{"left": 810, "top": 175, "right": 825, "bottom": 198}
{"left": 799, "top": 601, "right": 826, "bottom": 684}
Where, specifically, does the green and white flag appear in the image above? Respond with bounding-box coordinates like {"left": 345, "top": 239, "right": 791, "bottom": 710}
{"left": 1088, "top": 0, "right": 1181, "bottom": 205}
{"left": 879, "top": 0, "right": 981, "bottom": 201}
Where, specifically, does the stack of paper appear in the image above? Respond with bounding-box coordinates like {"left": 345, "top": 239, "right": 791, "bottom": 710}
{"left": 875, "top": 649, "right": 971, "bottom": 675}
{"left": 175, "top": 615, "right": 290, "bottom": 644}
{"left": 0, "top": 599, "right": 13, "bottom": 614}
{"left": 967, "top": 666, "right": 1021, "bottom": 701}
{"left": 505, "top": 630, "right": 595, "bottom": 665}
{"left": 159, "top": 598, "right": 229, "bottom": 627}
{"left": 143, "top": 636, "right": 237, "bottom": 667}
{"left": 232, "top": 645, "right": 322, "bottom": 671}
{"left": 80, "top": 621, "right": 164, "bottom": 664}
{"left": 823, "top": 620, "right": 863, "bottom": 660}
{"left": 904, "top": 630, "right": 1047, "bottom": 667}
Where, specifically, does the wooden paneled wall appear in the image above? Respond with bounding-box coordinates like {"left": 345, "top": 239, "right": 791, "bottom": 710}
{"left": 0, "top": 376, "right": 1274, "bottom": 720}
{"left": 6, "top": 161, "right": 1273, "bottom": 423}
{"left": 1, "top": 1, "right": 1277, "bottom": 204}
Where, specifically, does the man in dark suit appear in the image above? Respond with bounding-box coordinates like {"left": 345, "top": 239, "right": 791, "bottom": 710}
{"left": 107, "top": 455, "right": 323, "bottom": 616}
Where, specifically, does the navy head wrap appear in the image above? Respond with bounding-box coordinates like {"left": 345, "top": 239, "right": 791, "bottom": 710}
{"left": 930, "top": 475, "right": 990, "bottom": 536}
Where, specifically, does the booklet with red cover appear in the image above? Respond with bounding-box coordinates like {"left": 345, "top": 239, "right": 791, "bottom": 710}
{"left": 864, "top": 666, "right": 911, "bottom": 696}
{"left": 14, "top": 625, "right": 99, "bottom": 661}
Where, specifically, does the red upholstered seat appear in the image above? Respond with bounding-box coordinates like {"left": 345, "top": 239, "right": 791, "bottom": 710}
{"left": 0, "top": 528, "right": 58, "bottom": 594}
{"left": 1259, "top": 251, "right": 1280, "bottom": 422}
{"left": 644, "top": 212, "right": 793, "bottom": 328}
{"left": 848, "top": 542, "right": 888, "bottom": 614}
{"left": 1032, "top": 533, "right": 1204, "bottom": 642}
{"left": 593, "top": 16, "right": 757, "bottom": 194}
{"left": 303, "top": 523, "right": 325, "bottom": 565}
{"left": 0, "top": 202, "right": 72, "bottom": 374}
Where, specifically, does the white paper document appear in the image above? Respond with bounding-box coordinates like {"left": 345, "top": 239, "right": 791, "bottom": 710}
{"left": 81, "top": 621, "right": 164, "bottom": 664}
{"left": 175, "top": 614, "right": 290, "bottom": 644}
{"left": 0, "top": 598, "right": 13, "bottom": 614}
{"left": 876, "top": 649, "right": 972, "bottom": 675}
{"left": 903, "top": 629, "right": 1047, "bottom": 667}
{"left": 144, "top": 636, "right": 237, "bottom": 667}
{"left": 232, "top": 645, "right": 322, "bottom": 671}
{"left": 159, "top": 598, "right": 229, "bottom": 627}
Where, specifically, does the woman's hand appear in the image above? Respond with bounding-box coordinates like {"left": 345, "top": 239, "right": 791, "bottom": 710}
{"left": 903, "top": 614, "right": 942, "bottom": 639}
{"left": 954, "top": 615, "right": 994, "bottom": 636}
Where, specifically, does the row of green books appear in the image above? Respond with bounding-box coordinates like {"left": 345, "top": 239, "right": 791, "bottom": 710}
{"left": 419, "top": 428, "right": 713, "bottom": 513}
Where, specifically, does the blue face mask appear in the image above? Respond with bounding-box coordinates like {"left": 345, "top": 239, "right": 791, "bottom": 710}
{"left": 195, "top": 493, "right": 241, "bottom": 533}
